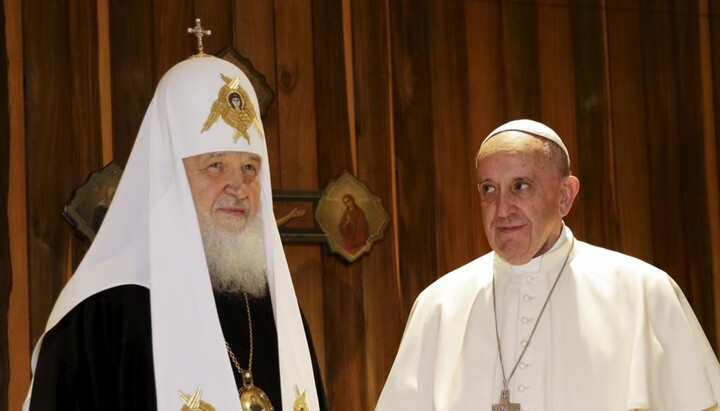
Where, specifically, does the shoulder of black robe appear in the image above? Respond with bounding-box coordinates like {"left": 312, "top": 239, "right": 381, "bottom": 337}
{"left": 30, "top": 284, "right": 157, "bottom": 411}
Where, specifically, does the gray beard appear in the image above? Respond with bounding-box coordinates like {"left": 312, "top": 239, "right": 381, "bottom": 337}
{"left": 200, "top": 214, "right": 268, "bottom": 298}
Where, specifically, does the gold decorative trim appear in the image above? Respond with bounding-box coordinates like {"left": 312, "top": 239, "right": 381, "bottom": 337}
{"left": 202, "top": 74, "right": 263, "bottom": 144}
{"left": 179, "top": 387, "right": 216, "bottom": 411}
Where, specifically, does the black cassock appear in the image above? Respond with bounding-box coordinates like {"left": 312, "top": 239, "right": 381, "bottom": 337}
{"left": 29, "top": 285, "right": 328, "bottom": 411}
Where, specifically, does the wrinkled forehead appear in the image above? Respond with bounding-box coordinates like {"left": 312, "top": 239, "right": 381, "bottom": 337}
{"left": 156, "top": 57, "right": 266, "bottom": 161}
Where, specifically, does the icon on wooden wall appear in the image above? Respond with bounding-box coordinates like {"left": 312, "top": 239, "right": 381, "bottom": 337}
{"left": 62, "top": 162, "right": 123, "bottom": 243}
{"left": 315, "top": 171, "right": 391, "bottom": 263}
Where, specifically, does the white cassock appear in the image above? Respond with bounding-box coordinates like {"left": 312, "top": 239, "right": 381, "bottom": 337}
{"left": 377, "top": 226, "right": 720, "bottom": 411}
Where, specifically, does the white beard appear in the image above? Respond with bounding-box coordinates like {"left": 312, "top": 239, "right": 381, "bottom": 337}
{"left": 200, "top": 212, "right": 268, "bottom": 298}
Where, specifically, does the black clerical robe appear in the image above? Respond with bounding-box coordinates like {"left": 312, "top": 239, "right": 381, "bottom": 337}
{"left": 29, "top": 285, "right": 328, "bottom": 411}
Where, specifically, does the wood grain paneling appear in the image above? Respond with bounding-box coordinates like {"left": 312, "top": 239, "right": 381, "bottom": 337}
{"left": 427, "top": 0, "right": 475, "bottom": 276}
{"left": 109, "top": 0, "right": 155, "bottom": 166}
{"left": 605, "top": 0, "right": 654, "bottom": 262}
{"left": 97, "top": 0, "right": 112, "bottom": 165}
{"left": 273, "top": 0, "right": 326, "bottom": 385}
{"left": 354, "top": 0, "right": 402, "bottom": 406}
{"left": 667, "top": 0, "right": 715, "bottom": 346}
{"left": 5, "top": 0, "right": 30, "bottom": 407}
{"left": 712, "top": 1, "right": 720, "bottom": 195}
{"left": 321, "top": 258, "right": 366, "bottom": 409}
{"left": 641, "top": 0, "right": 693, "bottom": 297}
{"left": 24, "top": 0, "right": 96, "bottom": 346}
{"left": 194, "top": 0, "right": 233, "bottom": 55}
{"left": 1, "top": 2, "right": 10, "bottom": 406}
{"left": 570, "top": 0, "right": 617, "bottom": 249}
{"left": 389, "top": 0, "right": 438, "bottom": 316}
{"left": 702, "top": 0, "right": 720, "bottom": 351}
{"left": 537, "top": 0, "right": 583, "bottom": 238}
{"left": 501, "top": 0, "right": 541, "bottom": 119}
{"left": 312, "top": 0, "right": 352, "bottom": 177}
{"left": 311, "top": 0, "right": 357, "bottom": 406}
{"left": 464, "top": 0, "right": 500, "bottom": 257}
{"left": 153, "top": 1, "right": 192, "bottom": 78}
{"left": 68, "top": 0, "right": 102, "bottom": 270}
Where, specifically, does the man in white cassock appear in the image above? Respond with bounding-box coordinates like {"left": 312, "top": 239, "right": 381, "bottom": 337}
{"left": 376, "top": 119, "right": 720, "bottom": 411}
{"left": 24, "top": 43, "right": 327, "bottom": 411}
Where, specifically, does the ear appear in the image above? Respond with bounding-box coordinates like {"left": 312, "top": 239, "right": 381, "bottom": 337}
{"left": 558, "top": 175, "right": 580, "bottom": 217}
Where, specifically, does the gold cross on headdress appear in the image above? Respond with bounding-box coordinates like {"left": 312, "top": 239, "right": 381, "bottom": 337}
{"left": 187, "top": 18, "right": 211, "bottom": 57}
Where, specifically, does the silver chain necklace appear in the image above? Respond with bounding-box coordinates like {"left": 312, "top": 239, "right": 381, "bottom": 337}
{"left": 491, "top": 237, "right": 575, "bottom": 411}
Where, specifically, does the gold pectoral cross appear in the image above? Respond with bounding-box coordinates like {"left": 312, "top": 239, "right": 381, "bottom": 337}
{"left": 492, "top": 388, "right": 520, "bottom": 411}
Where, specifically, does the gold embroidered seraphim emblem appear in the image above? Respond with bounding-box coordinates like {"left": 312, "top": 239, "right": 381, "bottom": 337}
{"left": 293, "top": 385, "right": 310, "bottom": 411}
{"left": 179, "top": 386, "right": 216, "bottom": 411}
{"left": 202, "top": 73, "right": 263, "bottom": 144}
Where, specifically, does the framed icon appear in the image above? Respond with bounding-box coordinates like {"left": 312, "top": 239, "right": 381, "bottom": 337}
{"left": 315, "top": 171, "right": 391, "bottom": 263}
{"left": 62, "top": 162, "right": 123, "bottom": 243}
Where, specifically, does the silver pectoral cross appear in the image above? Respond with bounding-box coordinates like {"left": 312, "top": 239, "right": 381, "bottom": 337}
{"left": 492, "top": 388, "right": 520, "bottom": 411}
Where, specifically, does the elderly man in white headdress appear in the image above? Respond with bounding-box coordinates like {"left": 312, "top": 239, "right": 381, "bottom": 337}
{"left": 24, "top": 46, "right": 327, "bottom": 410}
{"left": 376, "top": 119, "right": 720, "bottom": 411}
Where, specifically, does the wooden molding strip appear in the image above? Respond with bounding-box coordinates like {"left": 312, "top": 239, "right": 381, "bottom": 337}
{"left": 5, "top": 0, "right": 30, "bottom": 408}
{"left": 97, "top": 0, "right": 113, "bottom": 164}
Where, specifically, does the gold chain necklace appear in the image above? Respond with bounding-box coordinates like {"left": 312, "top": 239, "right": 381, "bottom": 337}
{"left": 225, "top": 293, "right": 275, "bottom": 411}
{"left": 491, "top": 237, "right": 574, "bottom": 411}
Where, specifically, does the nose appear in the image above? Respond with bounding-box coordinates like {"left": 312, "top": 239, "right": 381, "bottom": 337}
{"left": 222, "top": 169, "right": 251, "bottom": 199}
{"left": 496, "top": 190, "right": 516, "bottom": 218}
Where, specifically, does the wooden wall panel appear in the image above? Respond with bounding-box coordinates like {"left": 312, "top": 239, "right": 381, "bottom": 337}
{"left": 667, "top": 0, "right": 716, "bottom": 345}
{"left": 389, "top": 0, "right": 438, "bottom": 316}
{"left": 570, "top": 0, "right": 617, "bottom": 249}
{"left": 641, "top": 0, "right": 693, "bottom": 297}
{"left": 624, "top": 0, "right": 718, "bottom": 346}
{"left": 24, "top": 0, "right": 102, "bottom": 346}
{"left": 464, "top": 0, "right": 499, "bottom": 257}
{"left": 273, "top": 0, "right": 326, "bottom": 382}
{"left": 311, "top": 0, "right": 354, "bottom": 400}
{"left": 5, "top": 0, "right": 30, "bottom": 408}
{"left": 428, "top": 0, "right": 475, "bottom": 276}
{"left": 24, "top": 0, "right": 70, "bottom": 346}
{"left": 712, "top": 1, "right": 720, "bottom": 196}
{"left": 705, "top": 0, "right": 720, "bottom": 350}
{"left": 68, "top": 0, "right": 102, "bottom": 270}
{"left": 1, "top": 1, "right": 10, "bottom": 406}
{"left": 537, "top": 0, "right": 583, "bottom": 238}
{"left": 109, "top": 0, "right": 155, "bottom": 166}
{"left": 321, "top": 258, "right": 365, "bottom": 409}
{"left": 153, "top": 1, "right": 192, "bottom": 78}
{"left": 194, "top": 0, "right": 233, "bottom": 55}
{"left": 501, "top": 0, "right": 541, "bottom": 119}
{"left": 311, "top": 0, "right": 352, "bottom": 178}
{"left": 354, "top": 1, "right": 403, "bottom": 406}
{"left": 605, "top": 1, "right": 654, "bottom": 262}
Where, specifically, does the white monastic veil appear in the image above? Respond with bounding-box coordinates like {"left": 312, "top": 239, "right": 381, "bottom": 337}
{"left": 24, "top": 56, "right": 320, "bottom": 411}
